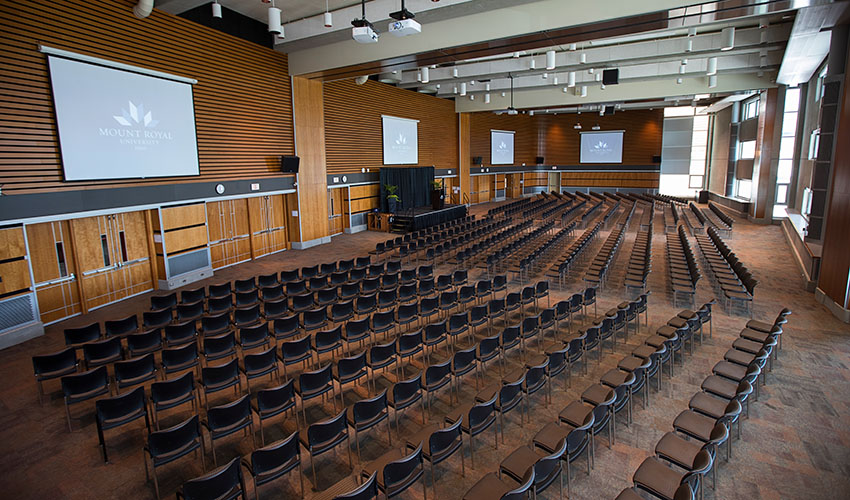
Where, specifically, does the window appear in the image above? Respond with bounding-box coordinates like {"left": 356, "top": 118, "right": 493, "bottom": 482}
{"left": 815, "top": 66, "right": 828, "bottom": 102}
{"left": 739, "top": 141, "right": 756, "bottom": 160}
{"left": 743, "top": 98, "right": 760, "bottom": 120}
{"left": 688, "top": 114, "right": 709, "bottom": 191}
{"left": 664, "top": 106, "right": 696, "bottom": 117}
{"left": 809, "top": 129, "right": 820, "bottom": 160}
{"left": 55, "top": 242, "right": 68, "bottom": 277}
{"left": 100, "top": 234, "right": 110, "bottom": 267}
{"left": 774, "top": 87, "right": 800, "bottom": 218}
{"left": 736, "top": 179, "right": 752, "bottom": 200}
{"left": 119, "top": 231, "right": 128, "bottom": 263}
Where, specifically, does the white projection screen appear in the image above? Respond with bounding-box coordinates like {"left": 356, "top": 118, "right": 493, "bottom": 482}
{"left": 47, "top": 55, "right": 200, "bottom": 181}
{"left": 491, "top": 130, "right": 515, "bottom": 165}
{"left": 580, "top": 130, "right": 625, "bottom": 164}
{"left": 382, "top": 115, "right": 419, "bottom": 164}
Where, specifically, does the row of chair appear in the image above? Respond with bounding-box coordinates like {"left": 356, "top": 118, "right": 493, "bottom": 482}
{"left": 370, "top": 214, "right": 478, "bottom": 260}
{"left": 668, "top": 225, "right": 701, "bottom": 308}
{"left": 583, "top": 207, "right": 631, "bottom": 290}
{"left": 518, "top": 222, "right": 577, "bottom": 284}
{"left": 486, "top": 221, "right": 555, "bottom": 274}
{"left": 453, "top": 219, "right": 534, "bottom": 269}
{"left": 624, "top": 212, "right": 653, "bottom": 295}
{"left": 549, "top": 220, "right": 605, "bottom": 289}
{"left": 616, "top": 307, "right": 790, "bottom": 500}
{"left": 695, "top": 226, "right": 758, "bottom": 316}
{"left": 708, "top": 202, "right": 734, "bottom": 232}
{"left": 371, "top": 215, "right": 500, "bottom": 264}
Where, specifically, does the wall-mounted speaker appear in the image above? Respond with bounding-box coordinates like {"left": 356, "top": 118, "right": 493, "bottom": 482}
{"left": 602, "top": 68, "right": 619, "bottom": 85}
{"left": 604, "top": 105, "right": 615, "bottom": 116}
{"left": 535, "top": 156, "right": 544, "bottom": 165}
{"left": 472, "top": 156, "right": 483, "bottom": 165}
{"left": 652, "top": 155, "right": 662, "bottom": 164}
{"left": 281, "top": 155, "right": 300, "bottom": 173}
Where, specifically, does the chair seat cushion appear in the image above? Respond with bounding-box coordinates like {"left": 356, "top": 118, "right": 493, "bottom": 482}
{"left": 533, "top": 421, "right": 571, "bottom": 454}
{"left": 500, "top": 445, "right": 540, "bottom": 482}
{"left": 667, "top": 317, "right": 688, "bottom": 329}
{"left": 559, "top": 401, "right": 593, "bottom": 428}
{"left": 601, "top": 368, "right": 631, "bottom": 389}
{"left": 403, "top": 424, "right": 439, "bottom": 456}
{"left": 633, "top": 457, "right": 683, "bottom": 500}
{"left": 615, "top": 488, "right": 645, "bottom": 500}
{"left": 632, "top": 344, "right": 657, "bottom": 360}
{"left": 463, "top": 472, "right": 511, "bottom": 500}
{"left": 740, "top": 328, "right": 770, "bottom": 343}
{"left": 618, "top": 356, "right": 647, "bottom": 373}
{"left": 701, "top": 375, "right": 738, "bottom": 400}
{"left": 673, "top": 409, "right": 716, "bottom": 441}
{"left": 581, "top": 384, "right": 613, "bottom": 406}
{"left": 712, "top": 360, "right": 747, "bottom": 381}
{"left": 723, "top": 349, "right": 754, "bottom": 367}
{"left": 732, "top": 338, "right": 763, "bottom": 355}
{"left": 655, "top": 432, "right": 703, "bottom": 470}
{"left": 745, "top": 319, "right": 774, "bottom": 333}
{"left": 689, "top": 392, "right": 728, "bottom": 420}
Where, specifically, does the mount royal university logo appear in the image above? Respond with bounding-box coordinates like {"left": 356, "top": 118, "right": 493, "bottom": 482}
{"left": 99, "top": 101, "right": 173, "bottom": 149}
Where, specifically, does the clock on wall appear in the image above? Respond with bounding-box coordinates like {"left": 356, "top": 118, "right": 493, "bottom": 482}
{"left": 215, "top": 184, "right": 225, "bottom": 195}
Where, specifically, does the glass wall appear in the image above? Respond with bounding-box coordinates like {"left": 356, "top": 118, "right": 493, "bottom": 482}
{"left": 774, "top": 87, "right": 800, "bottom": 218}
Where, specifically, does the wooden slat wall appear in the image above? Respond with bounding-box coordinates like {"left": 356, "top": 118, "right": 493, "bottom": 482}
{"left": 561, "top": 171, "right": 659, "bottom": 188}
{"left": 323, "top": 80, "right": 458, "bottom": 175}
{"left": 0, "top": 226, "right": 31, "bottom": 299}
{"left": 0, "top": 0, "right": 294, "bottom": 195}
{"left": 347, "top": 184, "right": 380, "bottom": 214}
{"left": 469, "top": 113, "right": 537, "bottom": 166}
{"left": 293, "top": 78, "right": 329, "bottom": 243}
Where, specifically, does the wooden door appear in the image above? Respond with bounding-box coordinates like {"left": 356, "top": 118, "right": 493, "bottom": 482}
{"left": 548, "top": 172, "right": 560, "bottom": 193}
{"left": 26, "top": 221, "right": 82, "bottom": 324}
{"left": 0, "top": 226, "right": 32, "bottom": 299}
{"left": 479, "top": 175, "right": 491, "bottom": 202}
{"left": 328, "top": 188, "right": 345, "bottom": 236}
{"left": 208, "top": 199, "right": 251, "bottom": 269}
{"left": 71, "top": 211, "right": 152, "bottom": 311}
{"left": 249, "top": 195, "right": 288, "bottom": 259}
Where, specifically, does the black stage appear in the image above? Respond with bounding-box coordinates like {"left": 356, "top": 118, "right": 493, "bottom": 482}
{"left": 395, "top": 204, "right": 467, "bottom": 231}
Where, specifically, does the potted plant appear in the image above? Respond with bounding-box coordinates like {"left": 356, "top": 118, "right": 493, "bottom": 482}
{"left": 430, "top": 180, "right": 445, "bottom": 210}
{"left": 385, "top": 184, "right": 400, "bottom": 213}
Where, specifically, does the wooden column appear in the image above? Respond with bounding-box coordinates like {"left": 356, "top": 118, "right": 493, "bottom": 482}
{"left": 292, "top": 77, "right": 329, "bottom": 246}
{"left": 459, "top": 113, "right": 471, "bottom": 205}
{"left": 751, "top": 88, "right": 780, "bottom": 220}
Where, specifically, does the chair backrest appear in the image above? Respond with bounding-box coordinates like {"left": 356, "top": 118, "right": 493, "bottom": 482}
{"left": 351, "top": 389, "right": 388, "bottom": 423}
{"left": 82, "top": 337, "right": 122, "bottom": 362}
{"left": 151, "top": 371, "right": 195, "bottom": 405}
{"left": 424, "top": 360, "right": 451, "bottom": 385}
{"left": 281, "top": 336, "right": 311, "bottom": 361}
{"left": 115, "top": 353, "right": 156, "bottom": 385}
{"left": 181, "top": 287, "right": 206, "bottom": 305}
{"left": 202, "top": 358, "right": 239, "bottom": 386}
{"left": 393, "top": 372, "right": 422, "bottom": 402}
{"left": 105, "top": 315, "right": 138, "bottom": 337}
{"left": 300, "top": 363, "right": 333, "bottom": 391}
{"left": 382, "top": 442, "right": 423, "bottom": 494}
{"left": 502, "top": 468, "right": 535, "bottom": 500}
{"left": 148, "top": 414, "right": 202, "bottom": 458}
{"left": 250, "top": 431, "right": 300, "bottom": 477}
{"left": 338, "top": 351, "right": 367, "bottom": 377}
{"left": 162, "top": 343, "right": 199, "bottom": 372}
{"left": 33, "top": 347, "right": 77, "bottom": 377}
{"left": 207, "top": 394, "right": 251, "bottom": 430}
{"left": 179, "top": 456, "right": 244, "bottom": 500}
{"left": 468, "top": 394, "right": 497, "bottom": 427}
{"left": 256, "top": 380, "right": 294, "bottom": 412}
{"left": 240, "top": 323, "right": 269, "bottom": 345}
{"left": 202, "top": 331, "right": 236, "bottom": 357}
{"left": 64, "top": 323, "right": 101, "bottom": 345}
{"left": 164, "top": 321, "right": 197, "bottom": 345}
{"left": 335, "top": 471, "right": 378, "bottom": 500}
{"left": 307, "top": 409, "right": 347, "bottom": 447}
{"left": 96, "top": 385, "right": 147, "bottom": 426}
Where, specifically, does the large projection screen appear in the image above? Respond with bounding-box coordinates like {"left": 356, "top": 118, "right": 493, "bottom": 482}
{"left": 491, "top": 130, "right": 515, "bottom": 165}
{"left": 47, "top": 55, "right": 200, "bottom": 181}
{"left": 580, "top": 130, "right": 625, "bottom": 164}
{"left": 382, "top": 115, "right": 419, "bottom": 165}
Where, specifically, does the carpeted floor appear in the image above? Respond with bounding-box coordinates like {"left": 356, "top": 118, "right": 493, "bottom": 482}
{"left": 1, "top": 199, "right": 848, "bottom": 500}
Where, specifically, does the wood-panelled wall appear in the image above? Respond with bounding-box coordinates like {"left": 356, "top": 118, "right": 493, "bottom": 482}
{"left": 0, "top": 0, "right": 294, "bottom": 195}
{"left": 0, "top": 226, "right": 32, "bottom": 299}
{"left": 347, "top": 184, "right": 380, "bottom": 215}
{"left": 561, "top": 172, "right": 659, "bottom": 188}
{"left": 323, "top": 80, "right": 458, "bottom": 175}
{"left": 469, "top": 110, "right": 663, "bottom": 166}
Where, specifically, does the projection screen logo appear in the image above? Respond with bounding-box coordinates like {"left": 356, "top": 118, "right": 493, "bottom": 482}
{"left": 393, "top": 132, "right": 410, "bottom": 152}
{"left": 591, "top": 140, "right": 612, "bottom": 156}
{"left": 98, "top": 101, "right": 174, "bottom": 150}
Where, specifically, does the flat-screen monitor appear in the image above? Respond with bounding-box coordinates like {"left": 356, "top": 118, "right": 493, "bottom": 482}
{"left": 580, "top": 130, "right": 624, "bottom": 164}
{"left": 47, "top": 55, "right": 200, "bottom": 181}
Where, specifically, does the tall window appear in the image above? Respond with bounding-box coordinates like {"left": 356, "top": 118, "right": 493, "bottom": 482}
{"left": 774, "top": 87, "right": 800, "bottom": 218}
{"left": 743, "top": 98, "right": 760, "bottom": 120}
{"left": 689, "top": 114, "right": 709, "bottom": 189}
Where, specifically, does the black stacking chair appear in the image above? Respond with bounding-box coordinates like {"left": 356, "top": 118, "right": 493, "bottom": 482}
{"left": 203, "top": 394, "right": 254, "bottom": 466}
{"left": 177, "top": 457, "right": 246, "bottom": 500}
{"left": 177, "top": 302, "right": 205, "bottom": 324}
{"left": 243, "top": 432, "right": 304, "bottom": 499}
{"left": 487, "top": 298, "right": 506, "bottom": 332}
{"left": 355, "top": 292, "right": 378, "bottom": 318}
{"left": 143, "top": 309, "right": 173, "bottom": 330}
{"left": 334, "top": 352, "right": 369, "bottom": 407}
{"left": 381, "top": 273, "right": 399, "bottom": 292}
{"left": 500, "top": 439, "right": 566, "bottom": 499}
{"left": 398, "top": 283, "right": 418, "bottom": 305}
{"left": 150, "top": 372, "right": 197, "bottom": 429}
{"left": 362, "top": 277, "right": 381, "bottom": 296}
{"left": 377, "top": 289, "right": 397, "bottom": 312}
{"left": 32, "top": 347, "right": 78, "bottom": 404}
{"left": 335, "top": 471, "right": 378, "bottom": 500}
{"left": 458, "top": 285, "right": 476, "bottom": 308}
{"left": 372, "top": 310, "right": 396, "bottom": 341}
{"left": 447, "top": 312, "right": 470, "bottom": 353}
{"left": 291, "top": 293, "right": 315, "bottom": 314}
{"left": 340, "top": 283, "right": 361, "bottom": 302}
{"left": 263, "top": 298, "right": 289, "bottom": 321}
{"left": 330, "top": 271, "right": 350, "bottom": 288}
{"left": 331, "top": 300, "right": 355, "bottom": 325}
{"left": 476, "top": 280, "right": 492, "bottom": 304}
{"left": 181, "top": 287, "right": 206, "bottom": 307}
{"left": 476, "top": 333, "right": 501, "bottom": 380}
{"left": 279, "top": 336, "right": 313, "bottom": 378}
{"left": 316, "top": 287, "right": 339, "bottom": 307}
{"left": 520, "top": 286, "right": 536, "bottom": 314}
{"left": 105, "top": 315, "right": 139, "bottom": 337}
{"left": 524, "top": 357, "right": 551, "bottom": 407}
{"left": 463, "top": 469, "right": 534, "bottom": 500}
{"left": 386, "top": 260, "right": 402, "bottom": 274}
{"left": 239, "top": 322, "right": 271, "bottom": 352}
{"left": 367, "top": 341, "right": 398, "bottom": 392}
{"left": 421, "top": 360, "right": 452, "bottom": 417}
{"left": 344, "top": 318, "right": 371, "bottom": 354}
{"left": 95, "top": 385, "right": 150, "bottom": 463}
{"left": 320, "top": 262, "right": 338, "bottom": 277}
{"left": 160, "top": 335, "right": 195, "bottom": 371}
{"left": 347, "top": 389, "right": 392, "bottom": 462}
{"left": 504, "top": 291, "right": 522, "bottom": 320}
{"left": 295, "top": 363, "right": 336, "bottom": 427}
{"left": 229, "top": 278, "right": 252, "bottom": 294}
{"left": 539, "top": 307, "right": 556, "bottom": 342}
{"left": 452, "top": 269, "right": 468, "bottom": 289}
{"left": 534, "top": 280, "right": 551, "bottom": 309}
{"left": 64, "top": 322, "right": 101, "bottom": 347}
{"left": 418, "top": 265, "right": 434, "bottom": 280}
{"left": 202, "top": 331, "right": 237, "bottom": 364}
{"left": 127, "top": 329, "right": 163, "bottom": 357}
{"left": 258, "top": 273, "right": 279, "bottom": 289}
{"left": 235, "top": 290, "right": 260, "bottom": 309}
{"left": 144, "top": 414, "right": 205, "bottom": 500}
{"left": 61, "top": 365, "right": 111, "bottom": 431}
{"left": 520, "top": 316, "right": 540, "bottom": 356}
{"left": 280, "top": 270, "right": 299, "bottom": 285}
{"left": 241, "top": 348, "right": 279, "bottom": 393}
{"left": 151, "top": 293, "right": 178, "bottom": 312}
{"left": 403, "top": 418, "right": 464, "bottom": 497}
{"left": 533, "top": 423, "right": 590, "bottom": 496}
{"left": 583, "top": 287, "right": 597, "bottom": 318}
{"left": 302, "top": 265, "right": 320, "bottom": 280}
{"left": 360, "top": 442, "right": 425, "bottom": 500}
{"left": 164, "top": 321, "right": 198, "bottom": 348}
{"left": 208, "top": 296, "right": 234, "bottom": 317}
{"left": 286, "top": 280, "right": 309, "bottom": 298}
{"left": 114, "top": 353, "right": 157, "bottom": 393}
{"left": 418, "top": 277, "right": 436, "bottom": 298}
{"left": 566, "top": 336, "right": 585, "bottom": 384}
{"left": 82, "top": 337, "right": 123, "bottom": 369}
{"left": 396, "top": 303, "right": 419, "bottom": 333}
{"left": 299, "top": 409, "right": 351, "bottom": 488}
{"left": 388, "top": 372, "right": 425, "bottom": 434}
{"left": 451, "top": 347, "right": 478, "bottom": 403}
{"left": 302, "top": 306, "right": 329, "bottom": 334}
{"left": 252, "top": 380, "right": 296, "bottom": 446}
{"left": 492, "top": 274, "right": 508, "bottom": 298}
{"left": 313, "top": 325, "right": 344, "bottom": 361}
{"left": 272, "top": 315, "right": 300, "bottom": 344}
{"left": 419, "top": 296, "right": 439, "bottom": 325}
{"left": 444, "top": 394, "right": 498, "bottom": 469}
{"left": 199, "top": 359, "right": 242, "bottom": 410}
{"left": 436, "top": 274, "right": 452, "bottom": 293}
{"left": 201, "top": 313, "right": 231, "bottom": 337}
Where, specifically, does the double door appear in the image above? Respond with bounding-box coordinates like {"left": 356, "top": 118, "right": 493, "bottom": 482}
{"left": 207, "top": 199, "right": 251, "bottom": 269}
{"left": 328, "top": 187, "right": 345, "bottom": 236}
{"left": 70, "top": 212, "right": 152, "bottom": 311}
{"left": 26, "top": 221, "right": 82, "bottom": 324}
{"left": 248, "top": 194, "right": 288, "bottom": 258}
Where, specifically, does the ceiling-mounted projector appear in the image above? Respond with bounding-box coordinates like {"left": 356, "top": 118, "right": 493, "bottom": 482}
{"left": 389, "top": 18, "right": 420, "bottom": 36}
{"left": 351, "top": 19, "right": 379, "bottom": 43}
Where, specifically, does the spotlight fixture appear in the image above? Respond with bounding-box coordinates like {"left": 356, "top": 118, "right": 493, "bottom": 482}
{"left": 563, "top": 87, "right": 569, "bottom": 93}
{"left": 599, "top": 108, "right": 604, "bottom": 116}
{"left": 580, "top": 52, "right": 587, "bottom": 64}
{"left": 530, "top": 58, "right": 536, "bottom": 70}
{"left": 592, "top": 124, "right": 601, "bottom": 130}
{"left": 569, "top": 43, "right": 577, "bottom": 51}
{"left": 568, "top": 71, "right": 576, "bottom": 87}
{"left": 453, "top": 86, "right": 458, "bottom": 94}
{"left": 708, "top": 75, "right": 718, "bottom": 88}
{"left": 388, "top": 0, "right": 421, "bottom": 37}
{"left": 470, "top": 94, "right": 474, "bottom": 100}
{"left": 452, "top": 67, "right": 458, "bottom": 78}
{"left": 485, "top": 93, "right": 490, "bottom": 104}
{"left": 679, "top": 64, "right": 686, "bottom": 75}
{"left": 542, "top": 73, "right": 548, "bottom": 79}
{"left": 588, "top": 67, "right": 594, "bottom": 74}
{"left": 600, "top": 83, "right": 605, "bottom": 90}
{"left": 686, "top": 39, "right": 693, "bottom": 52}
{"left": 546, "top": 50, "right": 556, "bottom": 70}
{"left": 720, "top": 27, "right": 735, "bottom": 51}
{"left": 677, "top": 77, "right": 683, "bottom": 84}
{"left": 553, "top": 76, "right": 558, "bottom": 85}
{"left": 595, "top": 72, "right": 601, "bottom": 81}
{"left": 267, "top": 0, "right": 282, "bottom": 35}
{"left": 212, "top": 0, "right": 222, "bottom": 19}
{"left": 485, "top": 83, "right": 490, "bottom": 92}
{"left": 459, "top": 82, "right": 467, "bottom": 96}
{"left": 707, "top": 57, "right": 717, "bottom": 76}
{"left": 421, "top": 66, "right": 429, "bottom": 83}
{"left": 324, "top": 0, "right": 332, "bottom": 27}
{"left": 513, "top": 51, "right": 521, "bottom": 58}
{"left": 688, "top": 27, "right": 697, "bottom": 36}
{"left": 416, "top": 70, "right": 421, "bottom": 82}
{"left": 501, "top": 92, "right": 506, "bottom": 97}
{"left": 579, "top": 85, "right": 587, "bottom": 97}
{"left": 351, "top": 0, "right": 379, "bottom": 43}
{"left": 529, "top": 110, "right": 534, "bottom": 116}
{"left": 574, "top": 122, "right": 582, "bottom": 129}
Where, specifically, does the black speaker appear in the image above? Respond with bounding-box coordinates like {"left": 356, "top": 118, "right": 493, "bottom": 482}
{"left": 604, "top": 105, "right": 615, "bottom": 116}
{"left": 652, "top": 155, "right": 662, "bottom": 164}
{"left": 535, "top": 156, "right": 544, "bottom": 165}
{"left": 472, "top": 156, "right": 483, "bottom": 165}
{"left": 602, "top": 68, "right": 619, "bottom": 85}
{"left": 281, "top": 155, "right": 300, "bottom": 173}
